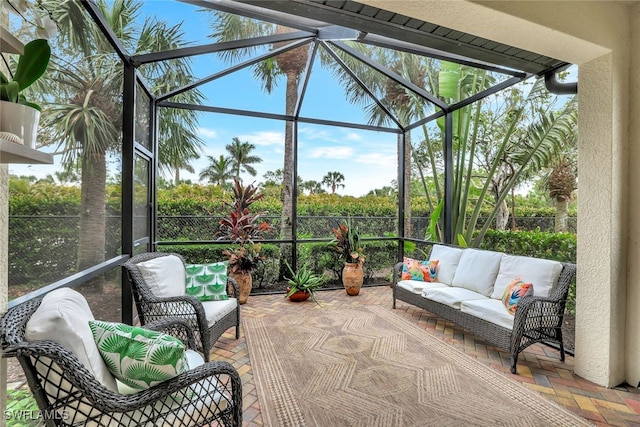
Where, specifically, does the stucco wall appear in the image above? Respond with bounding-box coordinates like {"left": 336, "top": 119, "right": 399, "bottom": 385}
{"left": 626, "top": 3, "right": 640, "bottom": 388}
{"left": 361, "top": 0, "right": 634, "bottom": 387}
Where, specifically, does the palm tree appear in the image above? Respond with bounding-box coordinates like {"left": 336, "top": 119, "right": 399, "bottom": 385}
{"left": 199, "top": 155, "right": 234, "bottom": 187}
{"left": 209, "top": 15, "right": 310, "bottom": 241}
{"left": 322, "top": 171, "right": 345, "bottom": 194}
{"left": 225, "top": 137, "right": 262, "bottom": 178}
{"left": 301, "top": 180, "right": 325, "bottom": 195}
{"left": 40, "top": 0, "right": 203, "bottom": 271}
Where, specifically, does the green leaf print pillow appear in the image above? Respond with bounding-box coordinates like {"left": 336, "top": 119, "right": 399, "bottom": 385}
{"left": 89, "top": 320, "right": 189, "bottom": 391}
{"left": 185, "top": 261, "right": 229, "bottom": 301}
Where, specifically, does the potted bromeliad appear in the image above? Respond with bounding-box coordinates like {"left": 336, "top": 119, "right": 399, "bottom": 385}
{"left": 217, "top": 178, "right": 272, "bottom": 304}
{"left": 284, "top": 260, "right": 327, "bottom": 305}
{"left": 1, "top": 1, "right": 56, "bottom": 148}
{"left": 329, "top": 216, "right": 366, "bottom": 296}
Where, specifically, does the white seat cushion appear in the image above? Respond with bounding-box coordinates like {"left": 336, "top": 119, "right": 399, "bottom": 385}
{"left": 201, "top": 298, "right": 238, "bottom": 327}
{"left": 428, "top": 245, "right": 464, "bottom": 285}
{"left": 460, "top": 298, "right": 515, "bottom": 330}
{"left": 397, "top": 280, "right": 448, "bottom": 294}
{"left": 451, "top": 249, "right": 503, "bottom": 296}
{"left": 114, "top": 350, "right": 230, "bottom": 426}
{"left": 491, "top": 254, "right": 563, "bottom": 299}
{"left": 422, "top": 286, "right": 488, "bottom": 309}
{"left": 136, "top": 255, "right": 186, "bottom": 297}
{"left": 25, "top": 288, "right": 118, "bottom": 392}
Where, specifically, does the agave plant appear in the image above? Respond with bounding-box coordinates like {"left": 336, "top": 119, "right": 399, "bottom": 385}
{"left": 284, "top": 260, "right": 327, "bottom": 305}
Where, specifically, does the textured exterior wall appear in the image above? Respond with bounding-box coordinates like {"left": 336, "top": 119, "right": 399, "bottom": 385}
{"left": 626, "top": 4, "right": 640, "bottom": 388}
{"left": 361, "top": 0, "right": 634, "bottom": 387}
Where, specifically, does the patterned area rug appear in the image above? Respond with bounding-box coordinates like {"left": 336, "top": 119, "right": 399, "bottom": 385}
{"left": 244, "top": 305, "right": 591, "bottom": 427}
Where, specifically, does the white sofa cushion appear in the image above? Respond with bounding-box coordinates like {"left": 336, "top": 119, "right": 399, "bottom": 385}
{"left": 450, "top": 249, "right": 503, "bottom": 296}
{"left": 201, "top": 298, "right": 238, "bottom": 327}
{"left": 428, "top": 245, "right": 465, "bottom": 285}
{"left": 397, "top": 280, "right": 448, "bottom": 294}
{"left": 491, "top": 254, "right": 563, "bottom": 299}
{"left": 25, "top": 288, "right": 118, "bottom": 392}
{"left": 460, "top": 299, "right": 514, "bottom": 330}
{"left": 137, "top": 255, "right": 186, "bottom": 297}
{"left": 422, "top": 287, "right": 488, "bottom": 309}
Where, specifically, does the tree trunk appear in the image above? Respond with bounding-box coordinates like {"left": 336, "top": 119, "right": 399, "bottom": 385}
{"left": 401, "top": 134, "right": 412, "bottom": 237}
{"left": 555, "top": 198, "right": 569, "bottom": 232}
{"left": 495, "top": 198, "right": 509, "bottom": 230}
{"left": 280, "top": 71, "right": 297, "bottom": 242}
{"left": 78, "top": 150, "right": 107, "bottom": 291}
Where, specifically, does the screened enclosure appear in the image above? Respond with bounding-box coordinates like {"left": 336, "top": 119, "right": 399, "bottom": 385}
{"left": 5, "top": 0, "right": 576, "bottom": 323}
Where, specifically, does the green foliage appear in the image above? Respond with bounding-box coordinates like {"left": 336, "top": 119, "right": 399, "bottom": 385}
{"left": 479, "top": 229, "right": 576, "bottom": 263}
{"left": 284, "top": 260, "right": 328, "bottom": 305}
{"left": 1, "top": 39, "right": 51, "bottom": 111}
{"left": 6, "top": 388, "right": 40, "bottom": 427}
{"left": 479, "top": 229, "right": 577, "bottom": 313}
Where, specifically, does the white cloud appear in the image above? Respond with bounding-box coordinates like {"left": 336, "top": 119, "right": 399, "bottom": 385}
{"left": 308, "top": 146, "right": 354, "bottom": 159}
{"left": 344, "top": 132, "right": 363, "bottom": 141}
{"left": 198, "top": 128, "right": 219, "bottom": 140}
{"left": 355, "top": 152, "right": 396, "bottom": 167}
{"left": 237, "top": 131, "right": 284, "bottom": 147}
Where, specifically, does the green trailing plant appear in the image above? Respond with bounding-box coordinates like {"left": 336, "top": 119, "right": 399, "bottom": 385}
{"left": 0, "top": 39, "right": 51, "bottom": 111}
{"left": 284, "top": 260, "right": 327, "bottom": 305}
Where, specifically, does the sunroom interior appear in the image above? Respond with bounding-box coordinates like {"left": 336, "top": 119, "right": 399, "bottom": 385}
{"left": 2, "top": 0, "right": 640, "bottom": 404}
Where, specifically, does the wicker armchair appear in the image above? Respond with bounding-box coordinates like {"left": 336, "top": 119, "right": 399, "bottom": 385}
{"left": 123, "top": 252, "right": 240, "bottom": 363}
{"left": 0, "top": 293, "right": 242, "bottom": 427}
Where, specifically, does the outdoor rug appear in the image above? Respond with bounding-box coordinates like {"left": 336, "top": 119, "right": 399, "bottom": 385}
{"left": 243, "top": 305, "right": 591, "bottom": 427}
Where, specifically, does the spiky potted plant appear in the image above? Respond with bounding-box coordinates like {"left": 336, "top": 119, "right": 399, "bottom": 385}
{"left": 284, "top": 260, "right": 327, "bottom": 305}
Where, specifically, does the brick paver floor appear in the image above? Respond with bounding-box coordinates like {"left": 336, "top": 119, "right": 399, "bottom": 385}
{"left": 210, "top": 285, "right": 640, "bottom": 427}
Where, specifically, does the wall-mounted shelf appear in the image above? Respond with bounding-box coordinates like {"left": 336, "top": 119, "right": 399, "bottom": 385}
{"left": 0, "top": 138, "right": 53, "bottom": 164}
{"left": 0, "top": 27, "right": 24, "bottom": 55}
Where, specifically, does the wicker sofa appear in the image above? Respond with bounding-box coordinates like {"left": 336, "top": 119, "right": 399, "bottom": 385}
{"left": 392, "top": 244, "right": 576, "bottom": 374}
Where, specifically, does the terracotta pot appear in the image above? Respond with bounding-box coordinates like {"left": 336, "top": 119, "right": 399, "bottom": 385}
{"left": 0, "top": 100, "right": 40, "bottom": 149}
{"left": 229, "top": 271, "right": 252, "bottom": 304}
{"left": 342, "top": 262, "right": 364, "bottom": 296}
{"left": 287, "top": 288, "right": 311, "bottom": 302}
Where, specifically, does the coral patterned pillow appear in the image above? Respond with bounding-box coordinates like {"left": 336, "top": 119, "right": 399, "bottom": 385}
{"left": 401, "top": 257, "right": 439, "bottom": 282}
{"left": 501, "top": 278, "right": 533, "bottom": 315}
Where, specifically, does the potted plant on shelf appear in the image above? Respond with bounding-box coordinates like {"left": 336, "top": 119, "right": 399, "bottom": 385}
{"left": 1, "top": 1, "right": 56, "bottom": 148}
{"left": 217, "top": 178, "right": 272, "bottom": 304}
{"left": 284, "top": 260, "right": 327, "bottom": 305}
{"left": 329, "top": 216, "right": 366, "bottom": 296}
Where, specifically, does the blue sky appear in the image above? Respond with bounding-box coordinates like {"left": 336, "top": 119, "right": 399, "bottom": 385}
{"left": 138, "top": 1, "right": 400, "bottom": 196}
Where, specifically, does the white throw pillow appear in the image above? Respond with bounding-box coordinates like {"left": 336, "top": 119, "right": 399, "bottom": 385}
{"left": 25, "top": 288, "right": 118, "bottom": 392}
{"left": 137, "top": 255, "right": 186, "bottom": 297}
{"left": 428, "top": 245, "right": 464, "bottom": 285}
{"left": 491, "top": 254, "right": 563, "bottom": 299}
{"left": 451, "top": 249, "right": 503, "bottom": 296}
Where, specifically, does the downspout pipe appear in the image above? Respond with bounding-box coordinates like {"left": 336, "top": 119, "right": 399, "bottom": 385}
{"left": 544, "top": 71, "right": 578, "bottom": 95}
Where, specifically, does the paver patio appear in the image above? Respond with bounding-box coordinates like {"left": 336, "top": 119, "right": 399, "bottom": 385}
{"left": 210, "top": 286, "right": 640, "bottom": 427}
